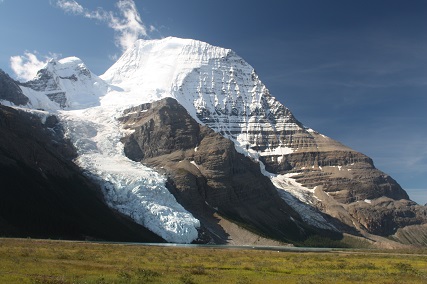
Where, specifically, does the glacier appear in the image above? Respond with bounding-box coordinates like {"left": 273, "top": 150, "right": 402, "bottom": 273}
{"left": 18, "top": 50, "right": 201, "bottom": 243}
{"left": 59, "top": 106, "right": 199, "bottom": 243}
{"left": 12, "top": 36, "right": 336, "bottom": 242}
{"left": 100, "top": 37, "right": 334, "bottom": 230}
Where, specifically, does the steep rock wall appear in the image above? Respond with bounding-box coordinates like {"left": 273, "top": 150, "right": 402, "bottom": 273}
{"left": 119, "top": 98, "right": 340, "bottom": 243}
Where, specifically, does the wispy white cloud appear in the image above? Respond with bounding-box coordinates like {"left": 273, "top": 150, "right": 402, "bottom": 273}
{"left": 10, "top": 52, "right": 61, "bottom": 81}
{"left": 149, "top": 25, "right": 157, "bottom": 33}
{"left": 10, "top": 52, "right": 46, "bottom": 81}
{"left": 108, "top": 53, "right": 119, "bottom": 62}
{"left": 112, "top": 0, "right": 147, "bottom": 51}
{"left": 55, "top": 0, "right": 148, "bottom": 52}
{"left": 56, "top": 0, "right": 84, "bottom": 14}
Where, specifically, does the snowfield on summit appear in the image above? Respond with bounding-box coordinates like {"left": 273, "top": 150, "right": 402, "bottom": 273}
{"left": 1, "top": 37, "right": 426, "bottom": 247}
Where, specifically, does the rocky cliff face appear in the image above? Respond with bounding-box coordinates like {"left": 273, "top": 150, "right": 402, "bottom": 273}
{"left": 153, "top": 37, "right": 420, "bottom": 240}
{"left": 118, "top": 97, "right": 427, "bottom": 244}
{"left": 255, "top": 121, "right": 419, "bottom": 238}
{"left": 119, "top": 98, "right": 336, "bottom": 243}
{"left": 0, "top": 69, "right": 29, "bottom": 106}
{"left": 346, "top": 198, "right": 427, "bottom": 236}
{"left": 261, "top": 129, "right": 423, "bottom": 238}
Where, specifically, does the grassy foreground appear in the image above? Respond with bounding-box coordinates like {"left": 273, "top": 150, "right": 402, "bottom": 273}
{"left": 0, "top": 238, "right": 426, "bottom": 283}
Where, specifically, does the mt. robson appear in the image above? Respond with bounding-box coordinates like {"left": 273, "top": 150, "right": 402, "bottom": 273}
{"left": 1, "top": 37, "right": 426, "bottom": 247}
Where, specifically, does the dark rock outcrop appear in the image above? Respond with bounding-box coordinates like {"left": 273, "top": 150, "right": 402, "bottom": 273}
{"left": 259, "top": 132, "right": 409, "bottom": 205}
{"left": 0, "top": 69, "right": 29, "bottom": 106}
{"left": 244, "top": 112, "right": 427, "bottom": 236}
{"left": 0, "top": 104, "right": 164, "bottom": 242}
{"left": 391, "top": 224, "right": 427, "bottom": 246}
{"left": 119, "top": 98, "right": 340, "bottom": 244}
{"left": 346, "top": 197, "right": 427, "bottom": 236}
{"left": 46, "top": 92, "right": 67, "bottom": 108}
{"left": 21, "top": 67, "right": 59, "bottom": 92}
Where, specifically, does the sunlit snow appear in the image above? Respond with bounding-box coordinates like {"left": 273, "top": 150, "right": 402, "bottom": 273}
{"left": 59, "top": 106, "right": 199, "bottom": 243}
{"left": 18, "top": 49, "right": 201, "bottom": 243}
{"left": 12, "top": 36, "right": 336, "bottom": 240}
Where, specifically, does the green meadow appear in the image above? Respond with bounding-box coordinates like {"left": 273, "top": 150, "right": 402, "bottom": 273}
{"left": 0, "top": 238, "right": 426, "bottom": 283}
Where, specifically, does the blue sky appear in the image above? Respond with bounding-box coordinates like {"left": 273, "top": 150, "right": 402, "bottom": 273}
{"left": 0, "top": 0, "right": 426, "bottom": 204}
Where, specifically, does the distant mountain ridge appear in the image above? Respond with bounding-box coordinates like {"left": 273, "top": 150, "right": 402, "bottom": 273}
{"left": 0, "top": 36, "right": 426, "bottom": 246}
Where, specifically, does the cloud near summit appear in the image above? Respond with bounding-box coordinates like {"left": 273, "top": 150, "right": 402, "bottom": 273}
{"left": 55, "top": 0, "right": 148, "bottom": 51}
{"left": 9, "top": 0, "right": 147, "bottom": 81}
{"left": 10, "top": 52, "right": 46, "bottom": 81}
{"left": 10, "top": 52, "right": 62, "bottom": 81}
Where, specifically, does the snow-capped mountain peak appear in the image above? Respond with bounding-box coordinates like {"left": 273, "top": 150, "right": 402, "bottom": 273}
{"left": 101, "top": 36, "right": 305, "bottom": 159}
{"left": 8, "top": 37, "right": 343, "bottom": 242}
{"left": 20, "top": 56, "right": 108, "bottom": 110}
{"left": 43, "top": 57, "right": 88, "bottom": 78}
{"left": 101, "top": 37, "right": 231, "bottom": 87}
{"left": 99, "top": 37, "right": 233, "bottom": 112}
{"left": 4, "top": 36, "right": 419, "bottom": 245}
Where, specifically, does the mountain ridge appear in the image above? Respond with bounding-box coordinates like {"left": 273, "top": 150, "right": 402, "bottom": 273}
{"left": 1, "top": 36, "right": 426, "bottom": 246}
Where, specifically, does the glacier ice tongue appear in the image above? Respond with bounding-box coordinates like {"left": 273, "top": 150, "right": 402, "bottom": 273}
{"left": 59, "top": 106, "right": 200, "bottom": 243}
{"left": 14, "top": 46, "right": 201, "bottom": 243}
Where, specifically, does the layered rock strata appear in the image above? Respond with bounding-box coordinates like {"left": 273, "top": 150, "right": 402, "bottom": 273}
{"left": 119, "top": 97, "right": 340, "bottom": 243}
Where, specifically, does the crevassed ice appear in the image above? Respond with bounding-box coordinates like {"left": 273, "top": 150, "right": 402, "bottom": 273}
{"left": 59, "top": 106, "right": 200, "bottom": 243}
{"left": 15, "top": 47, "right": 200, "bottom": 243}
